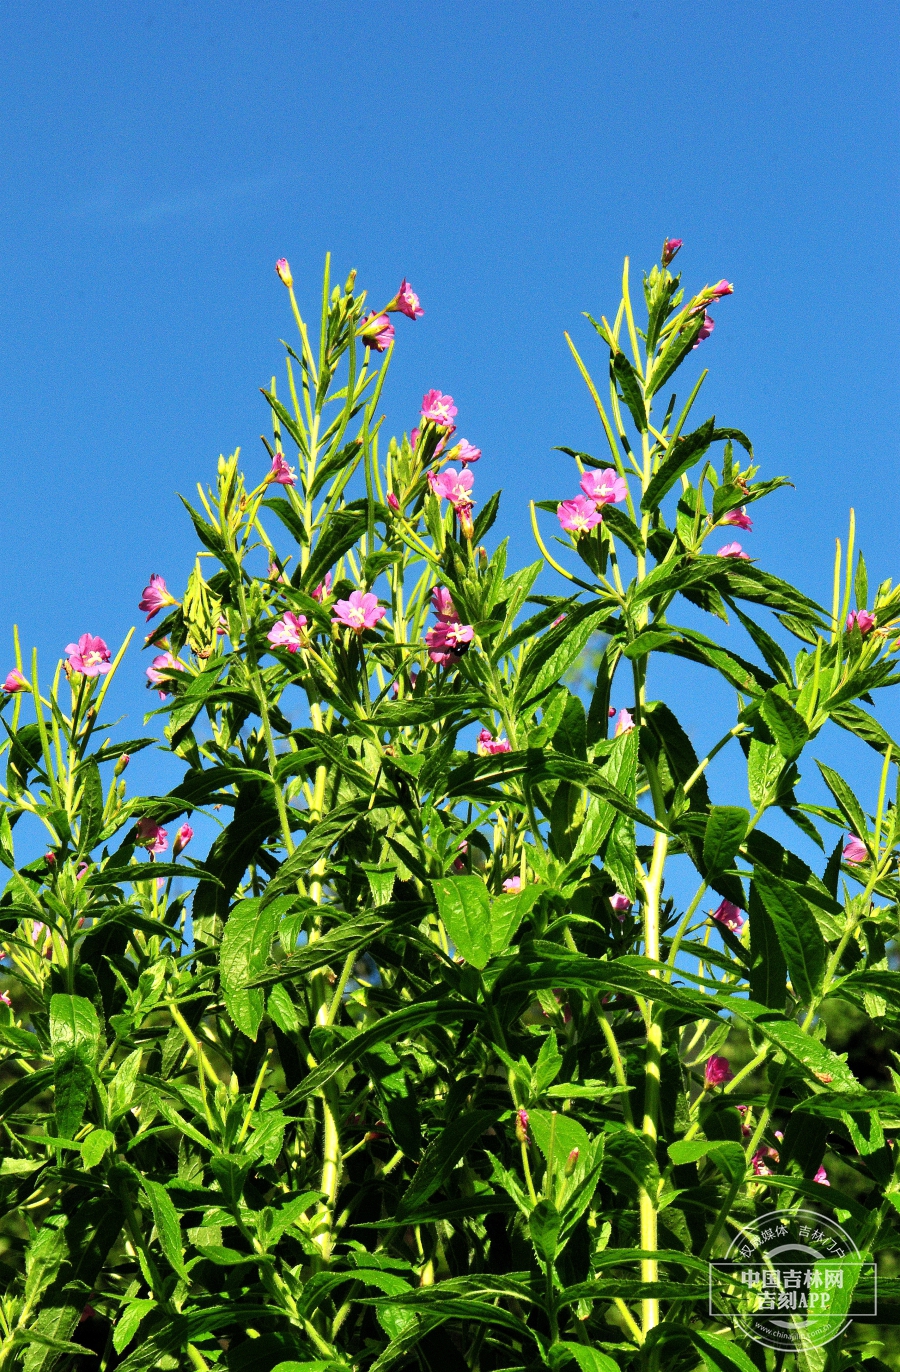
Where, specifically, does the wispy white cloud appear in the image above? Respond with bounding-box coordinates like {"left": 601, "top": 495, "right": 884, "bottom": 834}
{"left": 67, "top": 172, "right": 280, "bottom": 227}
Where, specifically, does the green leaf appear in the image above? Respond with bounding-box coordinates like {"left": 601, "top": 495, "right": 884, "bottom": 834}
{"left": 601, "top": 503, "right": 644, "bottom": 555}
{"left": 747, "top": 884, "right": 786, "bottom": 1010}
{"left": 397, "top": 1109, "right": 498, "bottom": 1219}
{"left": 751, "top": 873, "right": 826, "bottom": 1004}
{"left": 221, "top": 895, "right": 296, "bottom": 1038}
{"left": 431, "top": 877, "right": 491, "bottom": 969}
{"left": 667, "top": 1139, "right": 745, "bottom": 1183}
{"left": 82, "top": 1128, "right": 115, "bottom": 1169}
{"left": 690, "top": 1330, "right": 760, "bottom": 1372}
{"left": 702, "top": 806, "right": 749, "bottom": 875}
{"left": 641, "top": 418, "right": 715, "bottom": 511}
{"left": 760, "top": 689, "right": 809, "bottom": 761}
{"left": 529, "top": 1198, "right": 561, "bottom": 1263}
{"left": 548, "top": 1344, "right": 619, "bottom": 1372}
{"left": 612, "top": 352, "right": 647, "bottom": 431}
{"left": 113, "top": 1301, "right": 157, "bottom": 1355}
{"left": 302, "top": 507, "right": 367, "bottom": 594}
{"left": 141, "top": 1178, "right": 188, "bottom": 1279}
{"left": 490, "top": 882, "right": 541, "bottom": 954}
{"left": 516, "top": 609, "right": 606, "bottom": 707}
{"left": 815, "top": 760, "right": 868, "bottom": 844}
{"left": 529, "top": 1109, "right": 590, "bottom": 1173}
{"left": 50, "top": 994, "right": 100, "bottom": 1138}
{"left": 645, "top": 313, "right": 707, "bottom": 397}
{"left": 76, "top": 760, "right": 105, "bottom": 855}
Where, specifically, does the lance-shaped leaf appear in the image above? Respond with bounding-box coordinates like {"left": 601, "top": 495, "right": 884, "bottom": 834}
{"left": 760, "top": 689, "right": 809, "bottom": 761}
{"left": 50, "top": 994, "right": 100, "bottom": 1139}
{"left": 703, "top": 806, "right": 749, "bottom": 876}
{"left": 515, "top": 607, "right": 606, "bottom": 707}
{"left": 221, "top": 896, "right": 296, "bottom": 1038}
{"left": 612, "top": 352, "right": 647, "bottom": 432}
{"left": 815, "top": 760, "right": 868, "bottom": 846}
{"left": 751, "top": 873, "right": 825, "bottom": 1005}
{"left": 141, "top": 1178, "right": 188, "bottom": 1279}
{"left": 747, "top": 884, "right": 787, "bottom": 1010}
{"left": 641, "top": 418, "right": 715, "bottom": 511}
{"left": 397, "top": 1108, "right": 498, "bottom": 1219}
{"left": 432, "top": 877, "right": 491, "bottom": 970}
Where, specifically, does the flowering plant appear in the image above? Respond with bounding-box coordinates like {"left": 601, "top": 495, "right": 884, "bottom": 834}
{"left": 0, "top": 251, "right": 897, "bottom": 1372}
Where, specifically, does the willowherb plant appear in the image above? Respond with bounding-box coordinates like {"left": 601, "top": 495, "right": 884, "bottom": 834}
{"left": 0, "top": 245, "right": 898, "bottom": 1372}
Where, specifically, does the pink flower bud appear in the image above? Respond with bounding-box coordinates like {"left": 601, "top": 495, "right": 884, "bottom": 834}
{"left": 387, "top": 492, "right": 400, "bottom": 511}
{"left": 704, "top": 1054, "right": 733, "bottom": 1087}
{"left": 814, "top": 1164, "right": 829, "bottom": 1186}
{"left": 515, "top": 1107, "right": 529, "bottom": 1144}
{"left": 843, "top": 835, "right": 868, "bottom": 864}
{"left": 275, "top": 258, "right": 293, "bottom": 288}
{"left": 609, "top": 892, "right": 631, "bottom": 919}
{"left": 114, "top": 753, "right": 130, "bottom": 776}
{"left": 692, "top": 312, "right": 715, "bottom": 349}
{"left": 847, "top": 609, "right": 875, "bottom": 635}
{"left": 710, "top": 279, "right": 734, "bottom": 299}
{"left": 174, "top": 823, "right": 194, "bottom": 857}
{"left": 564, "top": 1147, "right": 579, "bottom": 1176}
{"left": 662, "top": 238, "right": 683, "bottom": 266}
{"left": 312, "top": 571, "right": 332, "bottom": 602}
{"left": 2, "top": 669, "right": 28, "bottom": 694}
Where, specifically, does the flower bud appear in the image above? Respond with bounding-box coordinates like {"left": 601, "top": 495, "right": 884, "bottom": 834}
{"left": 387, "top": 492, "right": 400, "bottom": 512}
{"left": 662, "top": 237, "right": 683, "bottom": 266}
{"left": 114, "top": 753, "right": 130, "bottom": 776}
{"left": 275, "top": 258, "right": 293, "bottom": 288}
{"left": 174, "top": 823, "right": 194, "bottom": 857}
{"left": 458, "top": 504, "right": 475, "bottom": 541}
{"left": 515, "top": 1106, "right": 529, "bottom": 1144}
{"left": 564, "top": 1147, "right": 579, "bottom": 1176}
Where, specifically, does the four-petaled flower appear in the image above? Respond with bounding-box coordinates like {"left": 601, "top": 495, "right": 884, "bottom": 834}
{"left": 477, "top": 728, "right": 511, "bottom": 755}
{"left": 332, "top": 591, "right": 386, "bottom": 633}
{"left": 712, "top": 899, "right": 745, "bottom": 932}
{"left": 268, "top": 612, "right": 308, "bottom": 653}
{"left": 3, "top": 669, "right": 28, "bottom": 694}
{"left": 138, "top": 574, "right": 176, "bottom": 621}
{"left": 174, "top": 823, "right": 194, "bottom": 857}
{"left": 268, "top": 453, "right": 297, "bottom": 486}
{"left": 662, "top": 238, "right": 683, "bottom": 266}
{"left": 716, "top": 542, "right": 750, "bottom": 560}
{"left": 388, "top": 279, "right": 423, "bottom": 319}
{"left": 360, "top": 312, "right": 395, "bottom": 353}
{"left": 431, "top": 586, "right": 456, "bottom": 620}
{"left": 580, "top": 468, "right": 628, "bottom": 506}
{"left": 847, "top": 609, "right": 875, "bottom": 635}
{"left": 428, "top": 466, "right": 474, "bottom": 509}
{"left": 146, "top": 651, "right": 183, "bottom": 699}
{"left": 275, "top": 258, "right": 293, "bottom": 288}
{"left": 705, "top": 1054, "right": 733, "bottom": 1087}
{"left": 692, "top": 312, "right": 715, "bottom": 348}
{"left": 312, "top": 572, "right": 332, "bottom": 602}
{"left": 843, "top": 834, "right": 868, "bottom": 864}
{"left": 456, "top": 440, "right": 481, "bottom": 465}
{"left": 557, "top": 495, "right": 602, "bottom": 535}
{"left": 613, "top": 708, "right": 634, "bottom": 737}
{"left": 722, "top": 507, "right": 753, "bottom": 530}
{"left": 136, "top": 817, "right": 168, "bottom": 855}
{"left": 66, "top": 635, "right": 112, "bottom": 678}
{"left": 420, "top": 390, "right": 458, "bottom": 428}
{"left": 503, "top": 875, "right": 522, "bottom": 893}
{"left": 425, "top": 618, "right": 474, "bottom": 664}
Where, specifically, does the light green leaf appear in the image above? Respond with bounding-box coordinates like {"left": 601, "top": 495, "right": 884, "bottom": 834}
{"left": 667, "top": 1138, "right": 745, "bottom": 1183}
{"left": 703, "top": 806, "right": 749, "bottom": 874}
{"left": 141, "top": 1178, "right": 188, "bottom": 1279}
{"left": 221, "top": 896, "right": 294, "bottom": 1038}
{"left": 529, "top": 1198, "right": 560, "bottom": 1263}
{"left": 431, "top": 877, "right": 491, "bottom": 969}
{"left": 82, "top": 1128, "right": 115, "bottom": 1169}
{"left": 760, "top": 690, "right": 809, "bottom": 761}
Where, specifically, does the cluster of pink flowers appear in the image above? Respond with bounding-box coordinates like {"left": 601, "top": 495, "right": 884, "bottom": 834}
{"left": 139, "top": 574, "right": 177, "bottom": 621}
{"left": 847, "top": 609, "right": 875, "bottom": 635}
{"left": 477, "top": 728, "right": 511, "bottom": 756}
{"left": 843, "top": 834, "right": 868, "bottom": 864}
{"left": 557, "top": 467, "right": 628, "bottom": 535}
{"left": 268, "top": 611, "right": 308, "bottom": 653}
{"left": 704, "top": 1054, "right": 733, "bottom": 1087}
{"left": 146, "top": 651, "right": 183, "bottom": 699}
{"left": 332, "top": 590, "right": 386, "bottom": 634}
{"left": 425, "top": 586, "right": 474, "bottom": 667}
{"left": 712, "top": 898, "right": 745, "bottom": 932}
{"left": 66, "top": 635, "right": 112, "bottom": 678}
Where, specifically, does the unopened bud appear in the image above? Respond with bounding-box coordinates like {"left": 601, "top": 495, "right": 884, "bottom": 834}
{"left": 477, "top": 546, "right": 487, "bottom": 570}
{"left": 662, "top": 237, "right": 683, "bottom": 267}
{"left": 565, "top": 1147, "right": 579, "bottom": 1176}
{"left": 458, "top": 505, "right": 474, "bottom": 541}
{"left": 515, "top": 1107, "right": 529, "bottom": 1144}
{"left": 387, "top": 492, "right": 400, "bottom": 512}
{"left": 275, "top": 258, "right": 293, "bottom": 288}
{"left": 114, "top": 753, "right": 130, "bottom": 776}
{"left": 173, "top": 823, "right": 194, "bottom": 858}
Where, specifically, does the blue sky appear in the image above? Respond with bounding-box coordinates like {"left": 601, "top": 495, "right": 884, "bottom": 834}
{"left": 0, "top": 0, "right": 897, "bottom": 827}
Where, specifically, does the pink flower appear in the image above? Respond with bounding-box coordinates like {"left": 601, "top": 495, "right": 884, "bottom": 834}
{"left": 66, "top": 635, "right": 112, "bottom": 678}
{"left": 662, "top": 238, "right": 683, "bottom": 266}
{"left": 515, "top": 1106, "right": 530, "bottom": 1143}
{"left": 456, "top": 440, "right": 481, "bottom": 466}
{"left": 3, "top": 669, "right": 28, "bottom": 694}
{"left": 580, "top": 468, "right": 628, "bottom": 507}
{"left": 275, "top": 258, "right": 293, "bottom": 288}
{"left": 751, "top": 1149, "right": 774, "bottom": 1178}
{"left": 428, "top": 467, "right": 474, "bottom": 509}
{"left": 613, "top": 709, "right": 634, "bottom": 737}
{"left": 312, "top": 571, "right": 332, "bottom": 602}
{"left": 557, "top": 495, "right": 602, "bottom": 535}
{"left": 503, "top": 875, "right": 522, "bottom": 893}
{"left": 136, "top": 818, "right": 168, "bottom": 855}
{"left": 387, "top": 492, "right": 400, "bottom": 511}
{"left": 267, "top": 562, "right": 289, "bottom": 584}
{"left": 847, "top": 609, "right": 875, "bottom": 635}
{"left": 814, "top": 1164, "right": 829, "bottom": 1186}
{"left": 431, "top": 586, "right": 456, "bottom": 620}
{"left": 0, "top": 991, "right": 11, "bottom": 1008}
{"left": 705, "top": 1054, "right": 733, "bottom": 1087}
{"left": 843, "top": 835, "right": 868, "bottom": 864}
{"left": 76, "top": 862, "right": 89, "bottom": 879}
{"left": 425, "top": 618, "right": 474, "bottom": 665}
{"left": 477, "top": 728, "right": 511, "bottom": 756}
{"left": 268, "top": 453, "right": 296, "bottom": 486}
{"left": 609, "top": 893, "right": 632, "bottom": 917}
{"left": 174, "top": 823, "right": 193, "bottom": 857}
{"left": 146, "top": 652, "right": 183, "bottom": 699}
{"left": 716, "top": 542, "right": 750, "bottom": 560}
{"left": 692, "top": 312, "right": 715, "bottom": 348}
{"left": 332, "top": 590, "right": 386, "bottom": 633}
{"left": 138, "top": 574, "right": 176, "bottom": 621}
{"left": 722, "top": 507, "right": 753, "bottom": 530}
{"left": 360, "top": 312, "right": 395, "bottom": 352}
{"left": 267, "top": 611, "right": 308, "bottom": 653}
{"left": 389, "top": 279, "right": 423, "bottom": 320}
{"left": 420, "top": 390, "right": 458, "bottom": 428}
{"left": 712, "top": 899, "right": 745, "bottom": 932}
{"left": 711, "top": 279, "right": 734, "bottom": 299}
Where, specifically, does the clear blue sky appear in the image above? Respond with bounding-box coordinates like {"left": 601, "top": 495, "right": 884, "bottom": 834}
{"left": 0, "top": 0, "right": 897, "bottom": 814}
